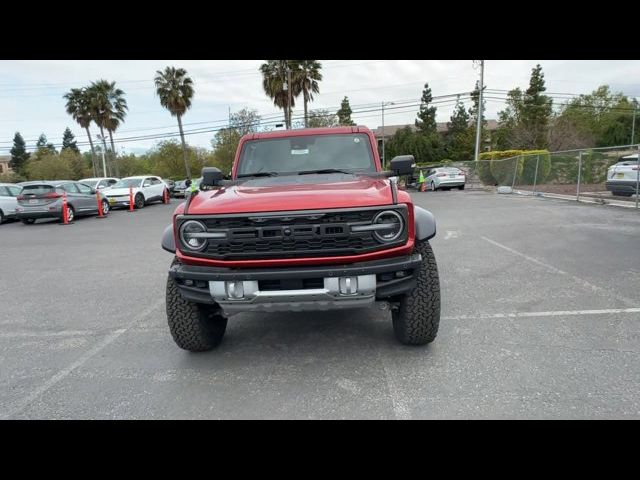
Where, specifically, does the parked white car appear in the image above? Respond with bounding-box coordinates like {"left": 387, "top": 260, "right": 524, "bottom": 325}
{"left": 79, "top": 177, "right": 119, "bottom": 190}
{"left": 0, "top": 183, "right": 22, "bottom": 224}
{"left": 425, "top": 167, "right": 466, "bottom": 191}
{"left": 606, "top": 155, "right": 639, "bottom": 197}
{"left": 103, "top": 175, "right": 168, "bottom": 209}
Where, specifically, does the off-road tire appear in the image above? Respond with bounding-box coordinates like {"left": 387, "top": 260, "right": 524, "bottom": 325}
{"left": 392, "top": 240, "right": 440, "bottom": 345}
{"left": 166, "top": 259, "right": 228, "bottom": 352}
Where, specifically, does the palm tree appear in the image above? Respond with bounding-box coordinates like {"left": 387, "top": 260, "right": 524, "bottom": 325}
{"left": 154, "top": 67, "right": 195, "bottom": 178}
{"left": 260, "top": 60, "right": 297, "bottom": 129}
{"left": 63, "top": 88, "right": 98, "bottom": 176}
{"left": 88, "top": 80, "right": 128, "bottom": 177}
{"left": 292, "top": 61, "right": 322, "bottom": 128}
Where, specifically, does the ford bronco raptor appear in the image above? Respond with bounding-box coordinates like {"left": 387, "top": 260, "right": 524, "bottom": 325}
{"left": 161, "top": 126, "right": 440, "bottom": 351}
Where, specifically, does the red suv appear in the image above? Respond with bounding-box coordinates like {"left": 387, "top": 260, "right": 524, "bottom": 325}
{"left": 162, "top": 126, "right": 440, "bottom": 351}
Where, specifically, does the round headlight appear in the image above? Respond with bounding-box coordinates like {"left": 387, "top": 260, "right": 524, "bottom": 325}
{"left": 372, "top": 210, "right": 404, "bottom": 243}
{"left": 180, "top": 220, "right": 207, "bottom": 251}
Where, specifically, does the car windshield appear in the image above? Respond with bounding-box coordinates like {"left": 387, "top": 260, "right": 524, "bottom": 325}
{"left": 81, "top": 180, "right": 99, "bottom": 188}
{"left": 113, "top": 178, "right": 142, "bottom": 188}
{"left": 237, "top": 133, "right": 376, "bottom": 177}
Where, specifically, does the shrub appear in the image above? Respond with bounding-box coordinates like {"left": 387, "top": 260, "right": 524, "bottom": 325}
{"left": 520, "top": 151, "right": 551, "bottom": 185}
{"left": 0, "top": 171, "right": 26, "bottom": 183}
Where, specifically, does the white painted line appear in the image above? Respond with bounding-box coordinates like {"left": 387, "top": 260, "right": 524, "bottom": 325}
{"left": 0, "top": 330, "right": 106, "bottom": 339}
{"left": 1, "top": 301, "right": 163, "bottom": 419}
{"left": 480, "top": 236, "right": 639, "bottom": 307}
{"left": 444, "top": 307, "right": 640, "bottom": 321}
{"left": 444, "top": 230, "right": 459, "bottom": 240}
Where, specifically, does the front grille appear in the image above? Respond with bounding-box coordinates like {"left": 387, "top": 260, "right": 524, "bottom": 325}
{"left": 177, "top": 206, "right": 408, "bottom": 260}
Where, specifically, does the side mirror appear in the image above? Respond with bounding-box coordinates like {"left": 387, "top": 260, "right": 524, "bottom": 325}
{"left": 389, "top": 155, "right": 416, "bottom": 176}
{"left": 185, "top": 179, "right": 192, "bottom": 188}
{"left": 201, "top": 167, "right": 224, "bottom": 187}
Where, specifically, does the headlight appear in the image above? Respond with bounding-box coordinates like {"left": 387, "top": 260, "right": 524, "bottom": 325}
{"left": 179, "top": 220, "right": 208, "bottom": 251}
{"left": 372, "top": 210, "right": 404, "bottom": 242}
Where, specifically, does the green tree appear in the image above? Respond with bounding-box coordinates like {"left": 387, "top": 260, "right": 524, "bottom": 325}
{"left": 61, "top": 127, "right": 79, "bottom": 153}
{"left": 26, "top": 152, "right": 73, "bottom": 180}
{"left": 306, "top": 109, "right": 338, "bottom": 128}
{"left": 230, "top": 108, "right": 261, "bottom": 136}
{"left": 212, "top": 128, "right": 241, "bottom": 175}
{"left": 337, "top": 96, "right": 355, "bottom": 126}
{"left": 292, "top": 60, "right": 322, "bottom": 127}
{"left": 64, "top": 87, "right": 98, "bottom": 176}
{"left": 154, "top": 66, "right": 195, "bottom": 178}
{"left": 495, "top": 88, "right": 524, "bottom": 149}
{"left": 260, "top": 60, "right": 297, "bottom": 129}
{"left": 35, "top": 133, "right": 57, "bottom": 155}
{"left": 88, "top": 80, "right": 128, "bottom": 177}
{"left": 445, "top": 98, "right": 474, "bottom": 162}
{"left": 9, "top": 132, "right": 30, "bottom": 175}
{"left": 520, "top": 64, "right": 552, "bottom": 149}
{"left": 146, "top": 140, "right": 204, "bottom": 179}
{"left": 415, "top": 83, "right": 437, "bottom": 134}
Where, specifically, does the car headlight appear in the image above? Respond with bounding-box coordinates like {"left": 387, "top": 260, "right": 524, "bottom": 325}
{"left": 179, "top": 220, "right": 208, "bottom": 251}
{"left": 372, "top": 210, "right": 404, "bottom": 243}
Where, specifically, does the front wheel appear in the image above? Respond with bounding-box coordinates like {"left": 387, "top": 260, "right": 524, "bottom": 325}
{"left": 391, "top": 240, "right": 440, "bottom": 345}
{"left": 166, "top": 261, "right": 228, "bottom": 352}
{"left": 101, "top": 199, "right": 110, "bottom": 215}
{"left": 134, "top": 193, "right": 145, "bottom": 209}
{"left": 430, "top": 181, "right": 436, "bottom": 191}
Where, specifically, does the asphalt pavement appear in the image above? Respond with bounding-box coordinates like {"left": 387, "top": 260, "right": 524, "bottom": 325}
{"left": 1, "top": 192, "right": 639, "bottom": 419}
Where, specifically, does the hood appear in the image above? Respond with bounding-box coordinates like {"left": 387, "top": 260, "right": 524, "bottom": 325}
{"left": 184, "top": 173, "right": 394, "bottom": 215}
{"left": 105, "top": 187, "right": 137, "bottom": 196}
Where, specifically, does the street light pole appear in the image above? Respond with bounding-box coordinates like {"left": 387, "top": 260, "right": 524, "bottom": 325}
{"left": 473, "top": 60, "right": 485, "bottom": 162}
{"left": 631, "top": 100, "right": 637, "bottom": 145}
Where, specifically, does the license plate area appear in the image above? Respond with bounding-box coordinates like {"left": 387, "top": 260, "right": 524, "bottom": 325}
{"left": 615, "top": 173, "right": 625, "bottom": 179}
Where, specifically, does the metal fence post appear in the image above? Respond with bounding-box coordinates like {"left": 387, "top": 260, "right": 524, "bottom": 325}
{"left": 636, "top": 145, "right": 640, "bottom": 209}
{"left": 511, "top": 156, "right": 520, "bottom": 189}
{"left": 532, "top": 154, "right": 540, "bottom": 195}
{"left": 576, "top": 150, "right": 583, "bottom": 202}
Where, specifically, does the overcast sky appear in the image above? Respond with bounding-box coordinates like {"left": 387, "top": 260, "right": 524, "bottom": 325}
{"left": 1, "top": 60, "right": 639, "bottom": 156}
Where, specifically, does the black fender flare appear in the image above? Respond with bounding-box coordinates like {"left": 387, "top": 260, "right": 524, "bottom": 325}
{"left": 414, "top": 206, "right": 436, "bottom": 241}
{"left": 161, "top": 224, "right": 176, "bottom": 253}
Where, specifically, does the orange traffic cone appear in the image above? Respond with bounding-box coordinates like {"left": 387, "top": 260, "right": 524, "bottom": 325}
{"left": 96, "top": 191, "right": 106, "bottom": 219}
{"left": 59, "top": 192, "right": 73, "bottom": 226}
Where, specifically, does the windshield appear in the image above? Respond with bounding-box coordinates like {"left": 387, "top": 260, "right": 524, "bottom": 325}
{"left": 237, "top": 134, "right": 376, "bottom": 177}
{"left": 113, "top": 178, "right": 142, "bottom": 189}
{"left": 81, "top": 180, "right": 99, "bottom": 188}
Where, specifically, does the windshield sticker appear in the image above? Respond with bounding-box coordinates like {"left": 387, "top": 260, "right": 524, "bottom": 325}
{"left": 353, "top": 137, "right": 360, "bottom": 143}
{"left": 291, "top": 149, "right": 309, "bottom": 155}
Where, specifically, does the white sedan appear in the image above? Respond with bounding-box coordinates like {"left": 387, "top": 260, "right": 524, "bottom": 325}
{"left": 425, "top": 167, "right": 466, "bottom": 191}
{"left": 103, "top": 175, "right": 168, "bottom": 209}
{"left": 79, "top": 177, "right": 120, "bottom": 190}
{"left": 0, "top": 183, "right": 22, "bottom": 224}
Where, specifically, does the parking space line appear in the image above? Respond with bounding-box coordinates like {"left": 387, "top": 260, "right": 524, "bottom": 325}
{"left": 444, "top": 307, "right": 640, "bottom": 321}
{"left": 480, "top": 236, "right": 639, "bottom": 307}
{"left": 1, "top": 301, "right": 163, "bottom": 419}
{"left": 0, "top": 329, "right": 109, "bottom": 339}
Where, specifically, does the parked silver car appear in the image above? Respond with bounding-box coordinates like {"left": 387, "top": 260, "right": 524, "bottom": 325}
{"left": 0, "top": 183, "right": 22, "bottom": 224}
{"left": 424, "top": 167, "right": 466, "bottom": 191}
{"left": 79, "top": 177, "right": 119, "bottom": 190}
{"left": 15, "top": 180, "right": 110, "bottom": 224}
{"left": 606, "top": 155, "right": 639, "bottom": 197}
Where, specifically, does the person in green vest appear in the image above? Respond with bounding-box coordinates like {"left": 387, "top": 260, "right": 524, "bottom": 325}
{"left": 418, "top": 169, "right": 425, "bottom": 191}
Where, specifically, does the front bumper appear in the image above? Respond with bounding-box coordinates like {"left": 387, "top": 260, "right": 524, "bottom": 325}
{"left": 169, "top": 253, "right": 422, "bottom": 313}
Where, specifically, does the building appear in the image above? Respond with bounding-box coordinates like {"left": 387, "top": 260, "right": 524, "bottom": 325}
{"left": 371, "top": 119, "right": 499, "bottom": 153}
{"left": 0, "top": 156, "right": 12, "bottom": 175}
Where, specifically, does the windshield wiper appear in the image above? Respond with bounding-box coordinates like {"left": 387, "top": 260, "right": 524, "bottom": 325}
{"left": 237, "top": 172, "right": 279, "bottom": 178}
{"left": 297, "top": 169, "right": 353, "bottom": 175}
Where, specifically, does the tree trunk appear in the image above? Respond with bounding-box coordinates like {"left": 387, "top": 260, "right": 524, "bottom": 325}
{"left": 108, "top": 130, "right": 120, "bottom": 177}
{"left": 177, "top": 114, "right": 191, "bottom": 178}
{"left": 85, "top": 126, "right": 98, "bottom": 177}
{"left": 304, "top": 91, "right": 308, "bottom": 128}
{"left": 98, "top": 125, "right": 110, "bottom": 177}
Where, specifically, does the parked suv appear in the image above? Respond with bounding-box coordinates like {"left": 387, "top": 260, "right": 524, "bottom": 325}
{"left": 79, "top": 177, "right": 119, "bottom": 190}
{"left": 104, "top": 175, "right": 168, "bottom": 209}
{"left": 15, "top": 180, "right": 109, "bottom": 224}
{"left": 606, "top": 155, "right": 639, "bottom": 197}
{"left": 161, "top": 127, "right": 440, "bottom": 351}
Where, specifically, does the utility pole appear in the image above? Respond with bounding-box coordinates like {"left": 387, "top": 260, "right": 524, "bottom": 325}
{"left": 381, "top": 101, "right": 395, "bottom": 169}
{"left": 228, "top": 106, "right": 231, "bottom": 128}
{"left": 631, "top": 100, "right": 637, "bottom": 145}
{"left": 473, "top": 60, "right": 485, "bottom": 162}
{"left": 96, "top": 135, "right": 107, "bottom": 177}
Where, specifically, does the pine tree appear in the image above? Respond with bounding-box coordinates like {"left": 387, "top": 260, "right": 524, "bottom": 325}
{"left": 61, "top": 127, "right": 79, "bottom": 153}
{"left": 521, "top": 64, "right": 553, "bottom": 148}
{"left": 336, "top": 96, "right": 355, "bottom": 126}
{"left": 446, "top": 98, "right": 474, "bottom": 162}
{"left": 36, "top": 133, "right": 47, "bottom": 149}
{"left": 415, "top": 83, "right": 437, "bottom": 134}
{"left": 10, "top": 132, "right": 30, "bottom": 175}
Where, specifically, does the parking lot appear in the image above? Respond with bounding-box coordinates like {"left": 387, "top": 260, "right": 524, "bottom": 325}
{"left": 1, "top": 191, "right": 639, "bottom": 419}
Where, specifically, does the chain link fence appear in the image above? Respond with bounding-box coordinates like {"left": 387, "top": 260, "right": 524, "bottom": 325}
{"left": 442, "top": 145, "right": 640, "bottom": 209}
